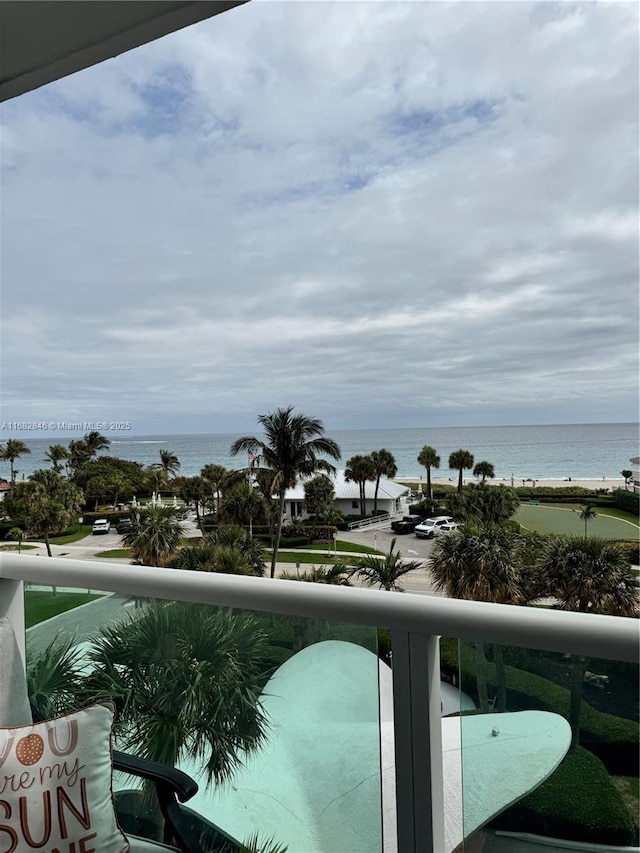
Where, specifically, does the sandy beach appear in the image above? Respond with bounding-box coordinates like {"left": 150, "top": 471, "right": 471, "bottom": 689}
{"left": 397, "top": 477, "right": 626, "bottom": 492}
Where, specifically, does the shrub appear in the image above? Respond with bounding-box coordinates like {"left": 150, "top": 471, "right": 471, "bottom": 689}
{"left": 615, "top": 540, "right": 640, "bottom": 564}
{"left": 492, "top": 746, "right": 636, "bottom": 844}
{"left": 613, "top": 489, "right": 640, "bottom": 518}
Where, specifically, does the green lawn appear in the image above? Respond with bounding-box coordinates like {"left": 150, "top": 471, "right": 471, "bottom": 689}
{"left": 269, "top": 551, "right": 345, "bottom": 565}
{"left": 297, "top": 540, "right": 382, "bottom": 554}
{"left": 95, "top": 548, "right": 133, "bottom": 559}
{"left": 25, "top": 524, "right": 93, "bottom": 545}
{"left": 516, "top": 505, "right": 640, "bottom": 539}
{"left": 24, "top": 591, "right": 103, "bottom": 628}
{"left": 0, "top": 544, "right": 38, "bottom": 551}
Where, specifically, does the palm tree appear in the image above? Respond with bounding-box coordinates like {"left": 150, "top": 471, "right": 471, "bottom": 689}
{"left": 576, "top": 503, "right": 597, "bottom": 536}
{"left": 6, "top": 526, "right": 24, "bottom": 553}
{"left": 430, "top": 523, "right": 525, "bottom": 710}
{"left": 417, "top": 445, "right": 440, "bottom": 501}
{"left": 351, "top": 538, "right": 421, "bottom": 592}
{"left": 83, "top": 430, "right": 110, "bottom": 458}
{"left": 206, "top": 525, "right": 267, "bottom": 576}
{"left": 153, "top": 449, "right": 181, "bottom": 479}
{"left": 221, "top": 481, "right": 266, "bottom": 537}
{"left": 473, "top": 460, "right": 495, "bottom": 482}
{"left": 201, "top": 463, "right": 228, "bottom": 513}
{"left": 449, "top": 449, "right": 475, "bottom": 493}
{"left": 369, "top": 449, "right": 397, "bottom": 513}
{"left": 230, "top": 406, "right": 341, "bottom": 578}
{"left": 68, "top": 439, "right": 90, "bottom": 473}
{"left": 178, "top": 475, "right": 209, "bottom": 528}
{"left": 44, "top": 443, "right": 70, "bottom": 473}
{"left": 620, "top": 469, "right": 633, "bottom": 490}
{"left": 344, "top": 454, "right": 375, "bottom": 517}
{"left": 145, "top": 467, "right": 167, "bottom": 501}
{"left": 81, "top": 602, "right": 270, "bottom": 784}
{"left": 122, "top": 506, "right": 184, "bottom": 566}
{"left": 448, "top": 482, "right": 520, "bottom": 525}
{"left": 280, "top": 564, "right": 352, "bottom": 585}
{"left": 0, "top": 438, "right": 31, "bottom": 484}
{"left": 537, "top": 536, "right": 639, "bottom": 747}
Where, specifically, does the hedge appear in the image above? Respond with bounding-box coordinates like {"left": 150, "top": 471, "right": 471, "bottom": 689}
{"left": 613, "top": 489, "right": 640, "bottom": 518}
{"left": 492, "top": 746, "right": 636, "bottom": 844}
{"left": 439, "top": 639, "right": 638, "bottom": 775}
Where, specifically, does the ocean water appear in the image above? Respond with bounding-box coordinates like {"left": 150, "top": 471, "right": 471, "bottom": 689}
{"left": 3, "top": 423, "right": 638, "bottom": 483}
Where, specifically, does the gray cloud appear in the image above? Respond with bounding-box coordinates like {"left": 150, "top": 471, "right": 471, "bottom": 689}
{"left": 1, "top": 1, "right": 638, "bottom": 434}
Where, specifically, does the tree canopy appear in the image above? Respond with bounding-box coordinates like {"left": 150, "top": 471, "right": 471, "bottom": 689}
{"left": 230, "top": 406, "right": 340, "bottom": 577}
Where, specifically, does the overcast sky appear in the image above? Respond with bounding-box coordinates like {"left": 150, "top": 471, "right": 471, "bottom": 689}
{"left": 1, "top": 1, "right": 638, "bottom": 436}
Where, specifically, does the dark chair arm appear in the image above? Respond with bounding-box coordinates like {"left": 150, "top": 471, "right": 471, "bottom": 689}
{"left": 112, "top": 751, "right": 203, "bottom": 852}
{"left": 113, "top": 750, "right": 199, "bottom": 803}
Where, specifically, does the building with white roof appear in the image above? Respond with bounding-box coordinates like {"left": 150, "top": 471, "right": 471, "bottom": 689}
{"left": 283, "top": 470, "right": 408, "bottom": 520}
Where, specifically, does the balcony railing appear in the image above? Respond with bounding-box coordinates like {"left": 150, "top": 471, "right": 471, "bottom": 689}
{"left": 1, "top": 552, "right": 638, "bottom": 853}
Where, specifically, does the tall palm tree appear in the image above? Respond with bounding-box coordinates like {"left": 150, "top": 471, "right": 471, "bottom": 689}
{"left": 417, "top": 445, "right": 440, "bottom": 501}
{"left": 178, "top": 475, "right": 209, "bottom": 528}
{"left": 122, "top": 506, "right": 184, "bottom": 566}
{"left": 537, "top": 536, "right": 639, "bottom": 747}
{"left": 81, "top": 602, "right": 270, "bottom": 784}
{"left": 620, "top": 469, "right": 633, "bottom": 490}
{"left": 430, "top": 523, "right": 525, "bottom": 710}
{"left": 44, "top": 443, "right": 70, "bottom": 473}
{"left": 201, "top": 463, "right": 228, "bottom": 513}
{"left": 231, "top": 406, "right": 341, "bottom": 578}
{"left": 351, "top": 538, "right": 421, "bottom": 592}
{"left": 145, "top": 467, "right": 167, "bottom": 500}
{"left": 369, "top": 449, "right": 397, "bottom": 513}
{"left": 83, "top": 430, "right": 110, "bottom": 458}
{"left": 0, "top": 438, "right": 31, "bottom": 484}
{"left": 576, "top": 503, "right": 597, "bottom": 536}
{"left": 344, "top": 454, "right": 375, "bottom": 517}
{"left": 154, "top": 449, "right": 181, "bottom": 479}
{"left": 449, "top": 449, "right": 474, "bottom": 493}
{"left": 68, "top": 439, "right": 90, "bottom": 474}
{"left": 473, "top": 460, "right": 495, "bottom": 482}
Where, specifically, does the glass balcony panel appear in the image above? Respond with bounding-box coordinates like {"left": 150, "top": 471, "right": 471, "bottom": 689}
{"left": 445, "top": 638, "right": 639, "bottom": 851}
{"left": 24, "top": 584, "right": 384, "bottom": 853}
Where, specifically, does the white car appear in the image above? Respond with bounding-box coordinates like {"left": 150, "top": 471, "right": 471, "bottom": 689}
{"left": 414, "top": 516, "right": 458, "bottom": 539}
{"left": 92, "top": 519, "right": 110, "bottom": 535}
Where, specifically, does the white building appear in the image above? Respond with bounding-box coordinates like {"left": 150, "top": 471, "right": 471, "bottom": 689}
{"left": 283, "top": 471, "right": 408, "bottom": 520}
{"left": 630, "top": 456, "right": 640, "bottom": 494}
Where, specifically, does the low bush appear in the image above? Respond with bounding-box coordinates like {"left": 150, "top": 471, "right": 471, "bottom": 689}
{"left": 615, "top": 540, "right": 640, "bottom": 564}
{"left": 492, "top": 746, "right": 636, "bottom": 844}
{"left": 613, "top": 489, "right": 640, "bottom": 518}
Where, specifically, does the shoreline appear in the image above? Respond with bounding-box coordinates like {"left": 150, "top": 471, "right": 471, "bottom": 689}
{"left": 396, "top": 477, "right": 626, "bottom": 492}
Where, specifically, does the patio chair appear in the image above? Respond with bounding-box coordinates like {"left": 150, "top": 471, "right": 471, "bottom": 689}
{"left": 0, "top": 615, "right": 217, "bottom": 853}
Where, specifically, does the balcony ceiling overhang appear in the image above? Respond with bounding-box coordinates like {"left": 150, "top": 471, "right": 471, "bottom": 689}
{"left": 0, "top": 0, "right": 248, "bottom": 103}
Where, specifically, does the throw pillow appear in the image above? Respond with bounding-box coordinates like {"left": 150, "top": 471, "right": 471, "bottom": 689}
{"left": 0, "top": 702, "right": 130, "bottom": 852}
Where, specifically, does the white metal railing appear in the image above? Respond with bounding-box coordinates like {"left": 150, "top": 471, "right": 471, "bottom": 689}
{"left": 1, "top": 554, "right": 637, "bottom": 662}
{"left": 1, "top": 552, "right": 638, "bottom": 853}
{"left": 348, "top": 512, "right": 392, "bottom": 530}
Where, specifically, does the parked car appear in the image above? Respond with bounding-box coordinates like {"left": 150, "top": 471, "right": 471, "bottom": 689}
{"left": 414, "top": 516, "right": 457, "bottom": 539}
{"left": 116, "top": 518, "right": 132, "bottom": 534}
{"left": 390, "top": 515, "right": 426, "bottom": 534}
{"left": 92, "top": 519, "right": 110, "bottom": 535}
